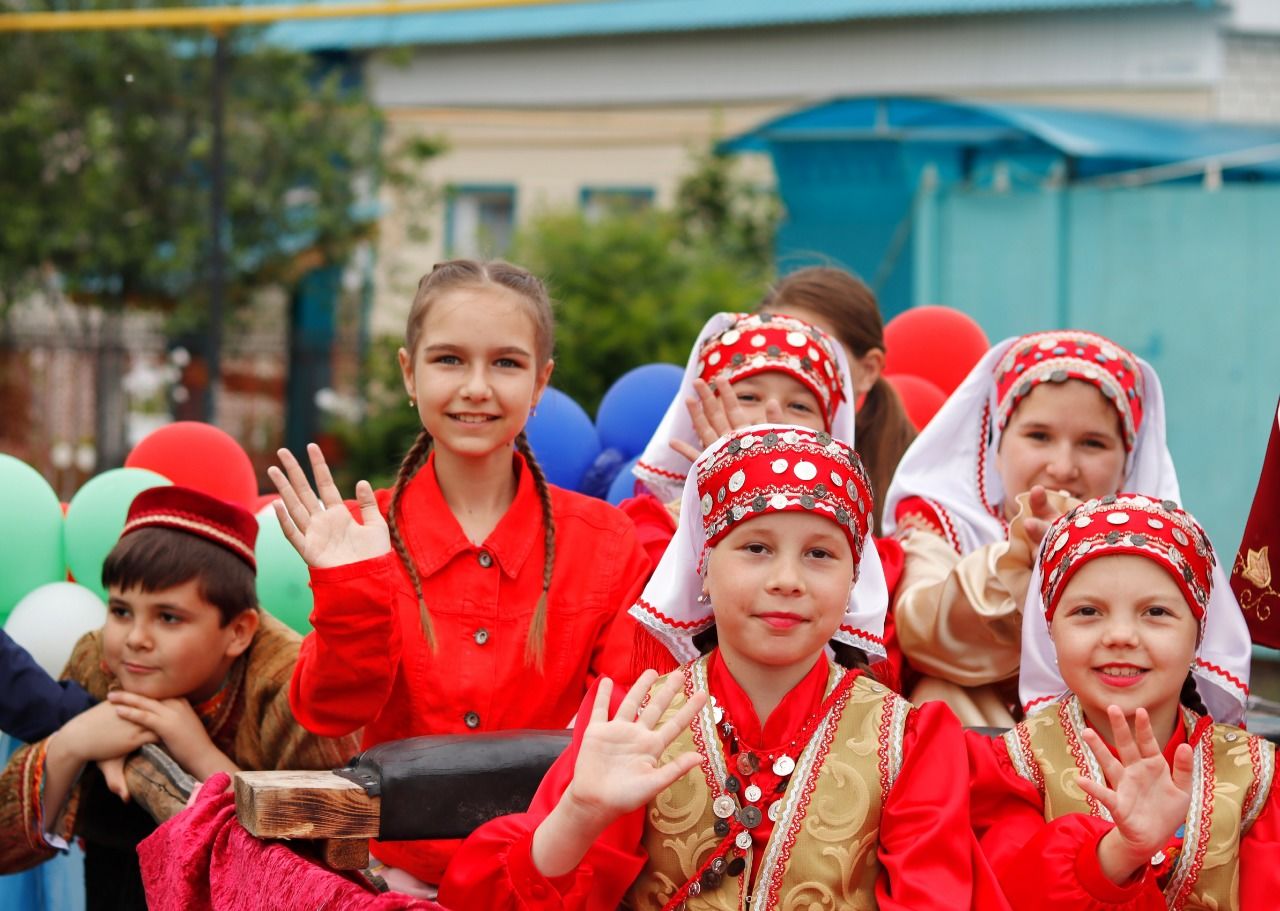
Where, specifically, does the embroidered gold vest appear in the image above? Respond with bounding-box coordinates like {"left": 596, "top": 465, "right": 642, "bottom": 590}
{"left": 626, "top": 657, "right": 912, "bottom": 911}
{"left": 1003, "top": 695, "right": 1276, "bottom": 911}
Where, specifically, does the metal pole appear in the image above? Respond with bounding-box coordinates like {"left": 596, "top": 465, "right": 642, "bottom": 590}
{"left": 205, "top": 29, "right": 228, "bottom": 422}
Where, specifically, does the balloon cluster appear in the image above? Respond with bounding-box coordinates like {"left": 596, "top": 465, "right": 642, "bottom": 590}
{"left": 524, "top": 364, "right": 683, "bottom": 505}
{"left": 1, "top": 424, "right": 314, "bottom": 678}
{"left": 882, "top": 306, "right": 989, "bottom": 431}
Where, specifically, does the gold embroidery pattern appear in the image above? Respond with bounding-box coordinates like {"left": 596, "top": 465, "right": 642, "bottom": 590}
{"left": 631, "top": 664, "right": 898, "bottom": 911}
{"left": 1242, "top": 737, "right": 1275, "bottom": 835}
{"left": 1062, "top": 697, "right": 1109, "bottom": 820}
{"left": 1163, "top": 710, "right": 1212, "bottom": 910}
{"left": 1015, "top": 697, "right": 1274, "bottom": 911}
{"left": 1233, "top": 548, "right": 1278, "bottom": 624}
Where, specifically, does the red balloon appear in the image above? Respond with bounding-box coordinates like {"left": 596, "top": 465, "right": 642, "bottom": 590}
{"left": 125, "top": 422, "right": 258, "bottom": 509}
{"left": 883, "top": 306, "right": 990, "bottom": 396}
{"left": 886, "top": 374, "right": 947, "bottom": 432}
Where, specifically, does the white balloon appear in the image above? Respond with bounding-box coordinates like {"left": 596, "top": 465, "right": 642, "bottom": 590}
{"left": 4, "top": 582, "right": 107, "bottom": 677}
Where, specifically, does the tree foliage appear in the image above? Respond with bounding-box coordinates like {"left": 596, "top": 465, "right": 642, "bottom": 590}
{"left": 0, "top": 4, "right": 423, "bottom": 322}
{"left": 515, "top": 148, "right": 780, "bottom": 414}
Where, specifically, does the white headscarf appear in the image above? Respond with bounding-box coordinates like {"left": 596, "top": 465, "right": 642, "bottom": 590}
{"left": 882, "top": 334, "right": 1179, "bottom": 553}
{"left": 629, "top": 424, "right": 889, "bottom": 665}
{"left": 1020, "top": 520, "right": 1251, "bottom": 726}
{"left": 634, "top": 312, "right": 858, "bottom": 503}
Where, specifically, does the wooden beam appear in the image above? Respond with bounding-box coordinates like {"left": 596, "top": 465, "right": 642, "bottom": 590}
{"left": 0, "top": 0, "right": 600, "bottom": 34}
{"left": 124, "top": 744, "right": 197, "bottom": 825}
{"left": 319, "top": 837, "right": 371, "bottom": 871}
{"left": 234, "top": 769, "right": 381, "bottom": 840}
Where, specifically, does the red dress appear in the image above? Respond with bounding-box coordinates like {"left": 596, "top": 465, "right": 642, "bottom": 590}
{"left": 288, "top": 451, "right": 651, "bottom": 883}
{"left": 968, "top": 718, "right": 1280, "bottom": 909}
{"left": 439, "top": 651, "right": 1002, "bottom": 911}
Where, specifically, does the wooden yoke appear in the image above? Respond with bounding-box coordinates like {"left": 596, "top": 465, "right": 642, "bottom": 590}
{"left": 234, "top": 769, "right": 380, "bottom": 870}
{"left": 124, "top": 743, "right": 197, "bottom": 824}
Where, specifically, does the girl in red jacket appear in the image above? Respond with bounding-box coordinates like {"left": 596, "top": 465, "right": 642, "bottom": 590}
{"left": 439, "top": 425, "right": 1002, "bottom": 911}
{"left": 268, "top": 259, "right": 650, "bottom": 894}
{"left": 968, "top": 493, "right": 1272, "bottom": 909}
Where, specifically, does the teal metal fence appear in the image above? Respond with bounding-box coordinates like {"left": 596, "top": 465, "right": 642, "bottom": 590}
{"left": 914, "top": 181, "right": 1280, "bottom": 549}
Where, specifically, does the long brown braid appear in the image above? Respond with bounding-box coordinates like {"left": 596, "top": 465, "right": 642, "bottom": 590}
{"left": 387, "top": 427, "right": 436, "bottom": 646}
{"left": 390, "top": 259, "right": 557, "bottom": 661}
{"left": 514, "top": 431, "right": 556, "bottom": 671}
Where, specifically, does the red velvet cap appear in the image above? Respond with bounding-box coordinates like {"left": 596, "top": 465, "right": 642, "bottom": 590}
{"left": 122, "top": 485, "right": 258, "bottom": 570}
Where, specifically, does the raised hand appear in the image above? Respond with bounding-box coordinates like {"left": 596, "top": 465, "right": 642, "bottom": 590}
{"left": 267, "top": 443, "right": 390, "bottom": 569}
{"left": 1022, "top": 485, "right": 1066, "bottom": 548}
{"left": 670, "top": 377, "right": 783, "bottom": 462}
{"left": 1081, "top": 705, "right": 1194, "bottom": 885}
{"left": 566, "top": 670, "right": 707, "bottom": 820}
{"left": 532, "top": 671, "right": 707, "bottom": 878}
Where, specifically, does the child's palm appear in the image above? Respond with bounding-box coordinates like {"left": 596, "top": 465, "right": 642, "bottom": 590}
{"left": 1080, "top": 707, "right": 1193, "bottom": 861}
{"left": 269, "top": 444, "right": 390, "bottom": 569}
{"left": 566, "top": 673, "right": 707, "bottom": 826}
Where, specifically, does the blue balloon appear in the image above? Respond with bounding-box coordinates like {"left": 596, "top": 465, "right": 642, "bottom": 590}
{"left": 606, "top": 455, "right": 641, "bottom": 505}
{"left": 595, "top": 363, "right": 684, "bottom": 458}
{"left": 525, "top": 387, "right": 602, "bottom": 491}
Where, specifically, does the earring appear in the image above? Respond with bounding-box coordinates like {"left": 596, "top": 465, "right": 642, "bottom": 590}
{"left": 409, "top": 397, "right": 416, "bottom": 408}
{"left": 697, "top": 592, "right": 711, "bottom": 604}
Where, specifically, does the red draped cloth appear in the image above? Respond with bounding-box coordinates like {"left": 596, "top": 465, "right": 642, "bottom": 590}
{"left": 1231, "top": 397, "right": 1280, "bottom": 648}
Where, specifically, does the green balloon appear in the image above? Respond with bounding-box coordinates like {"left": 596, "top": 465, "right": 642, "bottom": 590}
{"left": 255, "top": 509, "right": 313, "bottom": 633}
{"left": 64, "top": 468, "right": 172, "bottom": 600}
{"left": 0, "top": 454, "right": 67, "bottom": 624}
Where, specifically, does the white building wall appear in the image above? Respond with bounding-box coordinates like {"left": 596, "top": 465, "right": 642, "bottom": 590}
{"left": 368, "top": 8, "right": 1222, "bottom": 109}
{"left": 1218, "top": 33, "right": 1280, "bottom": 121}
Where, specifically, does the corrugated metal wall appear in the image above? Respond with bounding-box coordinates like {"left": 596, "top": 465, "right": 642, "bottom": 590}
{"left": 916, "top": 182, "right": 1280, "bottom": 549}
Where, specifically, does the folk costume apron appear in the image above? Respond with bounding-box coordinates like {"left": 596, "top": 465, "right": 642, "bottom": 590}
{"left": 1003, "top": 694, "right": 1275, "bottom": 911}
{"left": 628, "top": 656, "right": 911, "bottom": 911}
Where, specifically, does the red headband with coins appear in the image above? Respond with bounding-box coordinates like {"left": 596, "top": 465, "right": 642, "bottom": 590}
{"left": 121, "top": 485, "right": 258, "bottom": 571}
{"left": 1039, "top": 493, "right": 1215, "bottom": 623}
{"left": 696, "top": 425, "right": 872, "bottom": 571}
{"left": 696, "top": 313, "right": 844, "bottom": 432}
{"left": 994, "top": 330, "right": 1144, "bottom": 452}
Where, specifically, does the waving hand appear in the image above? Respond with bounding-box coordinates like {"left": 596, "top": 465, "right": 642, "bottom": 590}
{"left": 267, "top": 443, "right": 390, "bottom": 569}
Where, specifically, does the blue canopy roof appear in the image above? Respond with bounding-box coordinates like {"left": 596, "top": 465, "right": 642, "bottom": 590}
{"left": 263, "top": 0, "right": 1201, "bottom": 53}
{"left": 721, "top": 96, "right": 1280, "bottom": 181}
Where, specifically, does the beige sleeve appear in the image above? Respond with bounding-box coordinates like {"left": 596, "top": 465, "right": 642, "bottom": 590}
{"left": 891, "top": 493, "right": 1066, "bottom": 689}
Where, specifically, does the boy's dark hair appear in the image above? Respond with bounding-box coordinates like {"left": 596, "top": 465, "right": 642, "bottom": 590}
{"left": 101, "top": 527, "right": 258, "bottom": 626}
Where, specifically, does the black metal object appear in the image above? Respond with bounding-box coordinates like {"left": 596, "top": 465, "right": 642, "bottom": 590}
{"left": 334, "top": 730, "right": 572, "bottom": 841}
{"left": 327, "top": 718, "right": 1280, "bottom": 843}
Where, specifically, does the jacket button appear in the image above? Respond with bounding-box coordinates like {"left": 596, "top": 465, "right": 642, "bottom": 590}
{"left": 464, "top": 711, "right": 481, "bottom": 729}
{"left": 477, "top": 550, "right": 493, "bottom": 568}
{"left": 474, "top": 628, "right": 489, "bottom": 645}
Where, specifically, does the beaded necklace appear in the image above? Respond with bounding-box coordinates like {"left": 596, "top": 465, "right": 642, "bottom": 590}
{"left": 659, "top": 669, "right": 857, "bottom": 909}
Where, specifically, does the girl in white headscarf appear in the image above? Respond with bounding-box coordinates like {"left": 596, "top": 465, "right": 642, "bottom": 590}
{"left": 967, "top": 494, "right": 1266, "bottom": 910}
{"left": 882, "top": 330, "right": 1179, "bottom": 726}
{"left": 600, "top": 312, "right": 897, "bottom": 687}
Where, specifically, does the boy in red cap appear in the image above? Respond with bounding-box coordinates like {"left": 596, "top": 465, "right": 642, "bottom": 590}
{"left": 0, "top": 485, "right": 360, "bottom": 911}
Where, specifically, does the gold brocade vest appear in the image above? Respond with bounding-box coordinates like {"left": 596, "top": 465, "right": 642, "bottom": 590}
{"left": 626, "top": 657, "right": 913, "bottom": 911}
{"left": 1003, "top": 695, "right": 1276, "bottom": 911}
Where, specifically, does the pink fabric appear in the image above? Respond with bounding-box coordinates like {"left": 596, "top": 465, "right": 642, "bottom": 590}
{"left": 139, "top": 773, "right": 446, "bottom": 911}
